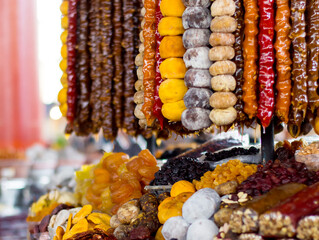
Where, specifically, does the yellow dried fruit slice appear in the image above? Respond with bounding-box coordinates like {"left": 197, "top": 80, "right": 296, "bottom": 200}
{"left": 63, "top": 218, "right": 89, "bottom": 240}
{"left": 66, "top": 213, "right": 73, "bottom": 233}
{"left": 55, "top": 226, "right": 65, "bottom": 240}
{"left": 72, "top": 205, "right": 92, "bottom": 224}
{"left": 87, "top": 212, "right": 111, "bottom": 226}
{"left": 94, "top": 223, "right": 111, "bottom": 233}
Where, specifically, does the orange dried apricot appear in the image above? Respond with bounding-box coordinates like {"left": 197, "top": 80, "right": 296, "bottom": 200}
{"left": 170, "top": 180, "right": 195, "bottom": 197}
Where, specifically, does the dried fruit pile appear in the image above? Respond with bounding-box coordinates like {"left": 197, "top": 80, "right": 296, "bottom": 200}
{"left": 193, "top": 159, "right": 257, "bottom": 190}
{"left": 237, "top": 153, "right": 319, "bottom": 196}
{"left": 56, "top": 205, "right": 114, "bottom": 240}
{"left": 75, "top": 150, "right": 159, "bottom": 214}
{"left": 150, "top": 157, "right": 211, "bottom": 185}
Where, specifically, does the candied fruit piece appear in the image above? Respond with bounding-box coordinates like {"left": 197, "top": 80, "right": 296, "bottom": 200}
{"left": 94, "top": 168, "right": 110, "bottom": 184}
{"left": 86, "top": 188, "right": 102, "bottom": 206}
{"left": 138, "top": 149, "right": 158, "bottom": 167}
{"left": 138, "top": 166, "right": 160, "bottom": 179}
{"left": 102, "top": 153, "right": 129, "bottom": 172}
{"left": 129, "top": 179, "right": 142, "bottom": 191}
{"left": 111, "top": 183, "right": 134, "bottom": 203}
{"left": 91, "top": 183, "right": 108, "bottom": 196}
{"left": 126, "top": 156, "right": 143, "bottom": 175}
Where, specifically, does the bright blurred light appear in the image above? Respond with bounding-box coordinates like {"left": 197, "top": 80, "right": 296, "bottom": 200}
{"left": 50, "top": 106, "right": 62, "bottom": 120}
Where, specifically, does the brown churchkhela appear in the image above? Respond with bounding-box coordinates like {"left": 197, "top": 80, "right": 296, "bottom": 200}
{"left": 274, "top": 0, "right": 291, "bottom": 123}
{"left": 89, "top": 0, "right": 102, "bottom": 133}
{"left": 287, "top": 0, "right": 308, "bottom": 137}
{"left": 64, "top": 0, "right": 144, "bottom": 139}
{"left": 113, "top": 0, "right": 124, "bottom": 129}
{"left": 73, "top": 0, "right": 92, "bottom": 136}
{"left": 100, "top": 0, "right": 116, "bottom": 140}
{"left": 122, "top": 0, "right": 138, "bottom": 136}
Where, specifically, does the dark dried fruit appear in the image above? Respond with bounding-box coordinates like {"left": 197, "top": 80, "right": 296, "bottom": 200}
{"left": 205, "top": 147, "right": 259, "bottom": 162}
{"left": 237, "top": 155, "right": 319, "bottom": 196}
{"left": 150, "top": 157, "right": 211, "bottom": 185}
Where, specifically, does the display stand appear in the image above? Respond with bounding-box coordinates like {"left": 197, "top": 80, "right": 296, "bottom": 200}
{"left": 261, "top": 120, "right": 275, "bottom": 164}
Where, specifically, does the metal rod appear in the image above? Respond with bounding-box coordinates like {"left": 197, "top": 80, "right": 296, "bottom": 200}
{"left": 146, "top": 135, "right": 156, "bottom": 154}
{"left": 261, "top": 120, "right": 274, "bottom": 164}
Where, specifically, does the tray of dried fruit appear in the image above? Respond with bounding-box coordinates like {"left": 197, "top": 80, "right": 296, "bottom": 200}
{"left": 147, "top": 138, "right": 261, "bottom": 195}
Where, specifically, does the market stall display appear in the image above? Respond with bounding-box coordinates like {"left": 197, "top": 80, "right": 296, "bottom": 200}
{"left": 26, "top": 140, "right": 319, "bottom": 240}
{"left": 38, "top": 0, "right": 319, "bottom": 239}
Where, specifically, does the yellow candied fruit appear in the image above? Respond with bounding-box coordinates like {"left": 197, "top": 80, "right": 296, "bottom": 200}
{"left": 159, "top": 36, "right": 186, "bottom": 59}
{"left": 160, "top": 0, "right": 185, "bottom": 17}
{"left": 159, "top": 79, "right": 187, "bottom": 104}
{"left": 59, "top": 103, "right": 67, "bottom": 117}
{"left": 158, "top": 17, "right": 184, "bottom": 37}
{"left": 159, "top": 58, "right": 187, "bottom": 79}
{"left": 162, "top": 100, "right": 186, "bottom": 121}
{"left": 59, "top": 58, "right": 67, "bottom": 72}
{"left": 193, "top": 160, "right": 258, "bottom": 190}
{"left": 61, "top": 30, "right": 68, "bottom": 43}
{"left": 61, "top": 16, "right": 69, "bottom": 29}
{"left": 61, "top": 44, "right": 67, "bottom": 58}
{"left": 58, "top": 88, "right": 67, "bottom": 104}
{"left": 60, "top": 1, "right": 68, "bottom": 16}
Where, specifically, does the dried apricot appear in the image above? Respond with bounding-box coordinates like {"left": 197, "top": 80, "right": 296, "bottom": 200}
{"left": 171, "top": 181, "right": 195, "bottom": 197}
